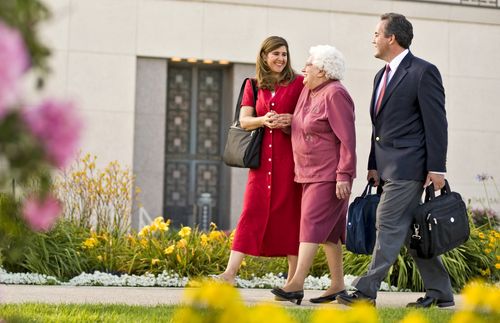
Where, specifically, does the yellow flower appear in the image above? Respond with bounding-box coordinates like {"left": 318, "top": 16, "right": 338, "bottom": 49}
{"left": 310, "top": 307, "right": 347, "bottom": 322}
{"left": 138, "top": 226, "right": 150, "bottom": 237}
{"left": 349, "top": 302, "right": 378, "bottom": 323}
{"left": 97, "top": 255, "right": 103, "bottom": 262}
{"left": 247, "top": 303, "right": 295, "bottom": 323}
{"left": 462, "top": 281, "right": 485, "bottom": 309}
{"left": 158, "top": 222, "right": 168, "bottom": 232}
{"left": 185, "top": 281, "right": 243, "bottom": 310}
{"left": 153, "top": 216, "right": 164, "bottom": 224}
{"left": 176, "top": 239, "right": 187, "bottom": 249}
{"left": 178, "top": 226, "right": 192, "bottom": 238}
{"left": 149, "top": 222, "right": 159, "bottom": 233}
{"left": 241, "top": 260, "right": 247, "bottom": 267}
{"left": 164, "top": 245, "right": 175, "bottom": 255}
{"left": 176, "top": 253, "right": 182, "bottom": 263}
{"left": 140, "top": 239, "right": 148, "bottom": 248}
{"left": 209, "top": 230, "right": 223, "bottom": 241}
{"left": 82, "top": 237, "right": 98, "bottom": 249}
{"left": 450, "top": 311, "right": 481, "bottom": 323}
{"left": 151, "top": 258, "right": 160, "bottom": 265}
{"left": 496, "top": 263, "right": 500, "bottom": 269}
{"left": 479, "top": 232, "right": 485, "bottom": 239}
{"left": 400, "top": 311, "right": 429, "bottom": 323}
{"left": 485, "top": 249, "right": 492, "bottom": 254}
{"left": 483, "top": 284, "right": 500, "bottom": 313}
{"left": 200, "top": 234, "right": 209, "bottom": 247}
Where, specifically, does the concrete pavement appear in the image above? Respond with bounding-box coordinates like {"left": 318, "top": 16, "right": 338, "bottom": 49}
{"left": 0, "top": 285, "right": 462, "bottom": 308}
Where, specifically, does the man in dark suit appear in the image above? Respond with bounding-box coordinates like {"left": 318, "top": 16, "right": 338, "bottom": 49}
{"left": 337, "top": 13, "right": 454, "bottom": 308}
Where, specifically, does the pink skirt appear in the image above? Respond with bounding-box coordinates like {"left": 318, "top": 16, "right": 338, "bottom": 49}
{"left": 299, "top": 181, "right": 348, "bottom": 244}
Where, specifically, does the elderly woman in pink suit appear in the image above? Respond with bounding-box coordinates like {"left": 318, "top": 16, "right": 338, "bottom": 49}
{"left": 271, "top": 45, "right": 356, "bottom": 305}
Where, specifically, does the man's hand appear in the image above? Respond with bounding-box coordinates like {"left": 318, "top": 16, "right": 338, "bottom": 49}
{"left": 336, "top": 181, "right": 351, "bottom": 200}
{"left": 367, "top": 170, "right": 380, "bottom": 186}
{"left": 424, "top": 173, "right": 445, "bottom": 190}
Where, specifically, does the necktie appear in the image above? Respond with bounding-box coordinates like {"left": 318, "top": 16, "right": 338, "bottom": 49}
{"left": 375, "top": 64, "right": 391, "bottom": 114}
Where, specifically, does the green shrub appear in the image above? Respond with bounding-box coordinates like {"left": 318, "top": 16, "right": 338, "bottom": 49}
{"left": 20, "top": 221, "right": 90, "bottom": 280}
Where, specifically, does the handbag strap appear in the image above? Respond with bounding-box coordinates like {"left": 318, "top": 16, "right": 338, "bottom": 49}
{"left": 232, "top": 78, "right": 258, "bottom": 125}
{"left": 424, "top": 179, "right": 451, "bottom": 202}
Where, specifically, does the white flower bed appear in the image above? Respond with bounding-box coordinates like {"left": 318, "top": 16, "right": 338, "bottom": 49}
{"left": 0, "top": 268, "right": 400, "bottom": 291}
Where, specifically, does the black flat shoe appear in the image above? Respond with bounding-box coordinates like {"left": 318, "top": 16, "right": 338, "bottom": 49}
{"left": 407, "top": 296, "right": 455, "bottom": 308}
{"left": 271, "top": 287, "right": 304, "bottom": 305}
{"left": 310, "top": 289, "right": 347, "bottom": 303}
{"left": 336, "top": 290, "right": 376, "bottom": 306}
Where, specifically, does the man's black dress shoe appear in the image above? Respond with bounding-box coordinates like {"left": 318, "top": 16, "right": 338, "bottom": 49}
{"left": 336, "top": 290, "right": 376, "bottom": 306}
{"left": 406, "top": 296, "right": 455, "bottom": 308}
{"left": 310, "top": 289, "right": 347, "bottom": 303}
{"left": 271, "top": 287, "right": 304, "bottom": 305}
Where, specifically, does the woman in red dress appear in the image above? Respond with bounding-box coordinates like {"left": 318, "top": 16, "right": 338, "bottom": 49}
{"left": 216, "top": 36, "right": 304, "bottom": 285}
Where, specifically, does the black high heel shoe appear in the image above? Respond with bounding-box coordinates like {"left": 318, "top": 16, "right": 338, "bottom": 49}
{"left": 271, "top": 287, "right": 304, "bottom": 305}
{"left": 309, "top": 289, "right": 347, "bottom": 303}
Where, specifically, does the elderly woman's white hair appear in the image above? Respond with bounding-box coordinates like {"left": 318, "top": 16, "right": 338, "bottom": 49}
{"left": 309, "top": 45, "right": 345, "bottom": 80}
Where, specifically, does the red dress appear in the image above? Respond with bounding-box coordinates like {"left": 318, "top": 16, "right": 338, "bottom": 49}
{"left": 231, "top": 76, "right": 304, "bottom": 257}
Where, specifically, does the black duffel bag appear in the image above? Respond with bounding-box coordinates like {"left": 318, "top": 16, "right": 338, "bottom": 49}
{"left": 346, "top": 179, "right": 382, "bottom": 255}
{"left": 409, "top": 180, "right": 469, "bottom": 259}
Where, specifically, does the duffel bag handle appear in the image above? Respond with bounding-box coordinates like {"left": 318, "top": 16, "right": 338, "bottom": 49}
{"left": 362, "top": 178, "right": 383, "bottom": 197}
{"left": 424, "top": 179, "right": 451, "bottom": 202}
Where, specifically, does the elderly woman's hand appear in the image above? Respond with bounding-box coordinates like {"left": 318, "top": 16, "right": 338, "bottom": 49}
{"left": 274, "top": 113, "right": 293, "bottom": 128}
{"left": 336, "top": 181, "right": 351, "bottom": 200}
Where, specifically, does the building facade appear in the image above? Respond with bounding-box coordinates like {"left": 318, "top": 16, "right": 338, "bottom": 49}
{"left": 41, "top": 0, "right": 500, "bottom": 228}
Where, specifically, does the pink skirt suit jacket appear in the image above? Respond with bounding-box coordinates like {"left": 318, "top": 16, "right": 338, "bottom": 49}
{"left": 291, "top": 79, "right": 356, "bottom": 243}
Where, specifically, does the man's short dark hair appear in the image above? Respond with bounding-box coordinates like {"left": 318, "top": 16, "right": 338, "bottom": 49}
{"left": 381, "top": 13, "right": 413, "bottom": 49}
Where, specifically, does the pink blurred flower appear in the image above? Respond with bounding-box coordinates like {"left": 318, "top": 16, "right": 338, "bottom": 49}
{"left": 22, "top": 99, "right": 82, "bottom": 168}
{"left": 0, "top": 21, "right": 29, "bottom": 116}
{"left": 22, "top": 195, "right": 62, "bottom": 232}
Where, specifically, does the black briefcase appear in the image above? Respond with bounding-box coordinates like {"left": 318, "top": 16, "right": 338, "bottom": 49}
{"left": 409, "top": 180, "right": 469, "bottom": 259}
{"left": 346, "top": 180, "right": 382, "bottom": 255}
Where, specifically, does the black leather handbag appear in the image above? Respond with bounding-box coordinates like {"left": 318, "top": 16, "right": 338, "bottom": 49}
{"left": 222, "top": 78, "right": 263, "bottom": 169}
{"left": 346, "top": 180, "right": 382, "bottom": 255}
{"left": 409, "top": 180, "right": 469, "bottom": 259}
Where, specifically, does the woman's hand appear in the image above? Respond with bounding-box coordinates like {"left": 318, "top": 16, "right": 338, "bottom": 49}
{"left": 336, "top": 181, "right": 351, "bottom": 200}
{"left": 262, "top": 111, "right": 278, "bottom": 128}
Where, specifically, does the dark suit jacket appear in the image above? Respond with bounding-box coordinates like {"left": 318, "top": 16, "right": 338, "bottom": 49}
{"left": 368, "top": 52, "right": 448, "bottom": 181}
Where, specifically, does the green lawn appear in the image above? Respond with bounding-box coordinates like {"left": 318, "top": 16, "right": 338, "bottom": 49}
{"left": 0, "top": 303, "right": 456, "bottom": 323}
